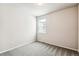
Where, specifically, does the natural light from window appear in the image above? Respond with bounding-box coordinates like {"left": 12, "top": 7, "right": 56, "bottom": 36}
{"left": 37, "top": 18, "right": 46, "bottom": 33}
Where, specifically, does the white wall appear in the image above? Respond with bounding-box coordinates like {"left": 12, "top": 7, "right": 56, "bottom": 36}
{"left": 37, "top": 6, "right": 78, "bottom": 51}
{"left": 0, "top": 4, "right": 36, "bottom": 53}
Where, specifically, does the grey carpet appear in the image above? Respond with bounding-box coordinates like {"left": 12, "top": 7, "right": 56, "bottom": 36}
{"left": 0, "top": 42, "right": 78, "bottom": 56}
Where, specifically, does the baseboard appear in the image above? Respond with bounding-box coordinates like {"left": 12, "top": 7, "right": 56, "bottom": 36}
{"left": 38, "top": 40, "right": 78, "bottom": 52}
{"left": 0, "top": 40, "right": 35, "bottom": 54}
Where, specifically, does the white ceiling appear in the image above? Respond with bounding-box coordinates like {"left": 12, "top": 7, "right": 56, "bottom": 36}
{"left": 0, "top": 3, "right": 77, "bottom": 16}
{"left": 23, "top": 3, "right": 77, "bottom": 16}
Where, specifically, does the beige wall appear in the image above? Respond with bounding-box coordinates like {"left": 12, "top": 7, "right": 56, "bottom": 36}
{"left": 0, "top": 4, "right": 36, "bottom": 53}
{"left": 78, "top": 5, "right": 79, "bottom": 52}
{"left": 38, "top": 6, "right": 78, "bottom": 51}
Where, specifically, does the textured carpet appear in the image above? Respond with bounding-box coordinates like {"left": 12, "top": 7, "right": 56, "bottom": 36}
{"left": 0, "top": 42, "right": 78, "bottom": 56}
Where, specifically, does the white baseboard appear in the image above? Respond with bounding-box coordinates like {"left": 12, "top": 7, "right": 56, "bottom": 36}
{"left": 0, "top": 40, "right": 35, "bottom": 54}
{"left": 38, "top": 40, "right": 78, "bottom": 52}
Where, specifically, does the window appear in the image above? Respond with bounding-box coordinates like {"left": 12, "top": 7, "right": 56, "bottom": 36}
{"left": 37, "top": 18, "right": 46, "bottom": 33}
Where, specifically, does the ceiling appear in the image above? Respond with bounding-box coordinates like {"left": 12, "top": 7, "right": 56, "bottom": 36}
{"left": 0, "top": 3, "right": 77, "bottom": 16}
{"left": 23, "top": 3, "right": 77, "bottom": 16}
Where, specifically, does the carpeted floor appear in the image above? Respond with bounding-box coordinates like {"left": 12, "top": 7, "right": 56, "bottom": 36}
{"left": 0, "top": 42, "right": 78, "bottom": 56}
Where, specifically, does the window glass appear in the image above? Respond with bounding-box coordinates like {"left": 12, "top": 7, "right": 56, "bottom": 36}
{"left": 38, "top": 18, "right": 46, "bottom": 33}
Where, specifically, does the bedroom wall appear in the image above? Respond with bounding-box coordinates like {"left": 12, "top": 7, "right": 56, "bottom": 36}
{"left": 0, "top": 4, "right": 36, "bottom": 53}
{"left": 37, "top": 6, "right": 78, "bottom": 51}
{"left": 78, "top": 4, "right": 79, "bottom": 52}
